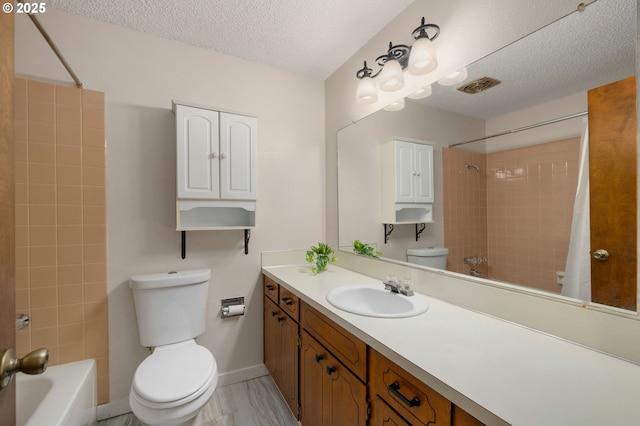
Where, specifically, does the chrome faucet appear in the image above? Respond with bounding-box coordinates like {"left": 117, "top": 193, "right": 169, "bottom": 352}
{"left": 383, "top": 276, "right": 414, "bottom": 296}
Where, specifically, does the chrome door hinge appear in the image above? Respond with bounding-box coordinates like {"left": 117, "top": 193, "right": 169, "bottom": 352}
{"left": 366, "top": 398, "right": 371, "bottom": 421}
{"left": 297, "top": 404, "right": 302, "bottom": 420}
{"left": 298, "top": 334, "right": 302, "bottom": 348}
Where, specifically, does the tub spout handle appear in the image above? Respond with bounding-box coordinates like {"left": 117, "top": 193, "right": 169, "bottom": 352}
{"left": 0, "top": 347, "right": 49, "bottom": 389}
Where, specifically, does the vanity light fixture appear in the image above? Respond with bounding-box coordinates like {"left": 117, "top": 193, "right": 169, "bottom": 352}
{"left": 355, "top": 17, "right": 440, "bottom": 104}
{"left": 407, "top": 84, "right": 432, "bottom": 100}
{"left": 383, "top": 98, "right": 405, "bottom": 111}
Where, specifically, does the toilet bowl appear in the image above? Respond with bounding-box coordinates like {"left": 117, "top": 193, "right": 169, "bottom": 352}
{"left": 407, "top": 247, "right": 449, "bottom": 269}
{"left": 129, "top": 269, "right": 217, "bottom": 425}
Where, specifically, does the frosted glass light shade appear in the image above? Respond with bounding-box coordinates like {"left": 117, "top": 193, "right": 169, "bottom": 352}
{"left": 379, "top": 60, "right": 405, "bottom": 92}
{"left": 383, "top": 98, "right": 405, "bottom": 111}
{"left": 408, "top": 85, "right": 432, "bottom": 100}
{"left": 438, "top": 68, "right": 468, "bottom": 86}
{"left": 356, "top": 77, "right": 378, "bottom": 104}
{"left": 408, "top": 37, "right": 437, "bottom": 75}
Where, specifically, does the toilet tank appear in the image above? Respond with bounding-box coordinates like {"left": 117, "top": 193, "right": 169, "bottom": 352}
{"left": 406, "top": 248, "right": 448, "bottom": 270}
{"left": 130, "top": 268, "right": 211, "bottom": 347}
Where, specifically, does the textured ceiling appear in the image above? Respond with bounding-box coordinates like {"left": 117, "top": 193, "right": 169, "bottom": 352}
{"left": 46, "top": 0, "right": 415, "bottom": 80}
{"left": 412, "top": 0, "right": 636, "bottom": 119}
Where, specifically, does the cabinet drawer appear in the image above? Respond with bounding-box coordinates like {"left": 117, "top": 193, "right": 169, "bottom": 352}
{"left": 300, "top": 301, "right": 367, "bottom": 381}
{"left": 370, "top": 395, "right": 412, "bottom": 426}
{"left": 370, "top": 349, "right": 451, "bottom": 426}
{"left": 279, "top": 287, "right": 299, "bottom": 321}
{"left": 263, "top": 276, "right": 279, "bottom": 303}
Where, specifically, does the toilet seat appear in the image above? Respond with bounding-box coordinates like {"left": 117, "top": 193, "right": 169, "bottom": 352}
{"left": 132, "top": 340, "right": 217, "bottom": 409}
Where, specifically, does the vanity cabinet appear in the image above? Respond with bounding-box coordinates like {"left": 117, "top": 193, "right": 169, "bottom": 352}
{"left": 381, "top": 139, "right": 434, "bottom": 224}
{"left": 263, "top": 277, "right": 299, "bottom": 418}
{"left": 300, "top": 302, "right": 368, "bottom": 425}
{"left": 174, "top": 101, "right": 257, "bottom": 230}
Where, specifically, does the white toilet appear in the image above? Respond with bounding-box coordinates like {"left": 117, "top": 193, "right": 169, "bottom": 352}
{"left": 406, "top": 247, "right": 449, "bottom": 269}
{"left": 129, "top": 269, "right": 218, "bottom": 426}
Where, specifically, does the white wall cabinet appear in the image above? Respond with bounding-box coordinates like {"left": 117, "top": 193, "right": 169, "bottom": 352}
{"left": 381, "top": 139, "right": 433, "bottom": 224}
{"left": 174, "top": 102, "right": 257, "bottom": 231}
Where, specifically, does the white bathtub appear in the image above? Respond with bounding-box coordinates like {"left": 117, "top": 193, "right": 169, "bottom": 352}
{"left": 16, "top": 359, "right": 97, "bottom": 426}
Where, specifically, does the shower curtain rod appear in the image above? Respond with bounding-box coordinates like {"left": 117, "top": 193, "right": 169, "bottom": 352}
{"left": 22, "top": 2, "right": 83, "bottom": 88}
{"left": 448, "top": 111, "right": 588, "bottom": 148}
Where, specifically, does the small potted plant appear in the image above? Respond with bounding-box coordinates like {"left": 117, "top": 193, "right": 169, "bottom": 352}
{"left": 352, "top": 240, "right": 381, "bottom": 258}
{"left": 306, "top": 242, "right": 337, "bottom": 275}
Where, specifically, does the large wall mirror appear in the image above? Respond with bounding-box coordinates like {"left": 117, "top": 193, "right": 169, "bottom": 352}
{"left": 337, "top": 0, "right": 637, "bottom": 313}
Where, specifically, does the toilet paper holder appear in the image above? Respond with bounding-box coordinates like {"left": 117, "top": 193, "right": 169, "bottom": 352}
{"left": 221, "top": 297, "right": 245, "bottom": 318}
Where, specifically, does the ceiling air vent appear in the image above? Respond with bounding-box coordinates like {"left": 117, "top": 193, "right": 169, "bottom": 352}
{"left": 457, "top": 77, "right": 501, "bottom": 94}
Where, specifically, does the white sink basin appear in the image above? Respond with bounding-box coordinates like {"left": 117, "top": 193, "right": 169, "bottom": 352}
{"left": 326, "top": 284, "right": 429, "bottom": 318}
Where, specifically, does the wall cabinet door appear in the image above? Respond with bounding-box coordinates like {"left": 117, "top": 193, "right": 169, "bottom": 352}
{"left": 394, "top": 141, "right": 433, "bottom": 204}
{"left": 176, "top": 105, "right": 220, "bottom": 199}
{"left": 300, "top": 331, "right": 367, "bottom": 426}
{"left": 177, "top": 107, "right": 257, "bottom": 201}
{"left": 219, "top": 112, "right": 257, "bottom": 200}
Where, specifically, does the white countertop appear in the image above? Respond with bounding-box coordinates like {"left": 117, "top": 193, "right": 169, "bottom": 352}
{"left": 262, "top": 263, "right": 640, "bottom": 426}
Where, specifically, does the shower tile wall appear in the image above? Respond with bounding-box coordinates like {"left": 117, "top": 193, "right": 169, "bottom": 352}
{"left": 13, "top": 79, "right": 109, "bottom": 404}
{"left": 442, "top": 148, "right": 488, "bottom": 276}
{"left": 443, "top": 138, "right": 580, "bottom": 293}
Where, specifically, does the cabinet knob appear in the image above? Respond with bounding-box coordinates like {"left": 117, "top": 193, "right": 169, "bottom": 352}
{"left": 314, "top": 354, "right": 324, "bottom": 363}
{"left": 277, "top": 316, "right": 285, "bottom": 322}
{"left": 220, "top": 153, "right": 226, "bottom": 159}
{"left": 326, "top": 366, "right": 336, "bottom": 375}
{"left": 281, "top": 297, "right": 293, "bottom": 306}
{"left": 271, "top": 311, "right": 278, "bottom": 317}
{"left": 210, "top": 152, "right": 217, "bottom": 159}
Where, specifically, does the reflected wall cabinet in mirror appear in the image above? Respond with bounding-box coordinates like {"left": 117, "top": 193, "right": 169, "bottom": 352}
{"left": 336, "top": 0, "right": 638, "bottom": 313}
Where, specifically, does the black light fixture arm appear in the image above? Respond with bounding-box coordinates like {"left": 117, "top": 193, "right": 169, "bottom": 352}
{"left": 412, "top": 17, "right": 440, "bottom": 41}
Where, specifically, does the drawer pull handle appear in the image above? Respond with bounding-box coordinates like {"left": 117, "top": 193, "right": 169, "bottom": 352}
{"left": 266, "top": 284, "right": 275, "bottom": 291}
{"left": 281, "top": 297, "right": 293, "bottom": 306}
{"left": 315, "top": 354, "right": 324, "bottom": 363}
{"left": 388, "top": 381, "right": 420, "bottom": 408}
{"left": 326, "top": 366, "right": 336, "bottom": 375}
{"left": 277, "top": 316, "right": 285, "bottom": 322}
{"left": 271, "top": 311, "right": 278, "bottom": 316}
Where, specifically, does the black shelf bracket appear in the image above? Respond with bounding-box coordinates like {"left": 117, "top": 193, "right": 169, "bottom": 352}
{"left": 244, "top": 229, "right": 251, "bottom": 255}
{"left": 383, "top": 224, "right": 394, "bottom": 244}
{"left": 415, "top": 223, "right": 426, "bottom": 241}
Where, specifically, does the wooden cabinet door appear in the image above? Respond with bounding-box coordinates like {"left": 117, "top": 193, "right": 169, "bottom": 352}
{"left": 588, "top": 76, "right": 637, "bottom": 310}
{"left": 219, "top": 112, "right": 257, "bottom": 200}
{"left": 370, "top": 396, "right": 412, "bottom": 426}
{"left": 176, "top": 105, "right": 220, "bottom": 199}
{"left": 324, "top": 351, "right": 367, "bottom": 426}
{"left": 263, "top": 297, "right": 280, "bottom": 382}
{"left": 300, "top": 331, "right": 325, "bottom": 426}
{"left": 279, "top": 311, "right": 299, "bottom": 417}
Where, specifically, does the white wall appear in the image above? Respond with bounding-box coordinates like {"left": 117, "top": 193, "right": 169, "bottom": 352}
{"left": 15, "top": 9, "right": 325, "bottom": 406}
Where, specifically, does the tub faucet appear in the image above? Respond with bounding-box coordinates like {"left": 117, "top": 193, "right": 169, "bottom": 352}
{"left": 383, "top": 276, "right": 414, "bottom": 296}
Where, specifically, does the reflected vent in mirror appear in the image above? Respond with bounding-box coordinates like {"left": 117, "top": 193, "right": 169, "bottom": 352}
{"left": 457, "top": 77, "right": 501, "bottom": 94}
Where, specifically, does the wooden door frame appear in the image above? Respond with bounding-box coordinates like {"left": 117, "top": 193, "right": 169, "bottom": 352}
{"left": 0, "top": 3, "right": 16, "bottom": 423}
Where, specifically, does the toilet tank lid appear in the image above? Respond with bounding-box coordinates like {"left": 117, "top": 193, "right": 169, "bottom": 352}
{"left": 407, "top": 247, "right": 448, "bottom": 256}
{"left": 130, "top": 268, "right": 211, "bottom": 290}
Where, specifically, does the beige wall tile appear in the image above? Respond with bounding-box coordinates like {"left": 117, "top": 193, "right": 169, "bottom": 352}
{"left": 57, "top": 205, "right": 82, "bottom": 226}
{"left": 84, "top": 300, "right": 107, "bottom": 323}
{"left": 84, "top": 282, "right": 107, "bottom": 302}
{"left": 14, "top": 162, "right": 27, "bottom": 184}
{"left": 29, "top": 184, "right": 56, "bottom": 205}
{"left": 28, "top": 142, "right": 55, "bottom": 165}
{"left": 57, "top": 225, "right": 82, "bottom": 245}
{"left": 82, "top": 166, "right": 105, "bottom": 186}
{"left": 15, "top": 78, "right": 27, "bottom": 100}
{"left": 84, "top": 319, "right": 108, "bottom": 358}
{"left": 58, "top": 342, "right": 84, "bottom": 364}
{"left": 28, "top": 163, "right": 55, "bottom": 184}
{"left": 56, "top": 104, "right": 81, "bottom": 127}
{"left": 29, "top": 265, "right": 57, "bottom": 288}
{"left": 83, "top": 205, "right": 105, "bottom": 225}
{"left": 14, "top": 119, "right": 27, "bottom": 140}
{"left": 15, "top": 329, "right": 31, "bottom": 357}
{"left": 82, "top": 89, "right": 104, "bottom": 110}
{"left": 58, "top": 244, "right": 83, "bottom": 265}
{"left": 82, "top": 127, "right": 105, "bottom": 148}
{"left": 31, "top": 327, "right": 59, "bottom": 350}
{"left": 59, "top": 284, "right": 83, "bottom": 305}
{"left": 30, "top": 306, "right": 57, "bottom": 329}
{"left": 56, "top": 165, "right": 82, "bottom": 185}
{"left": 83, "top": 225, "right": 105, "bottom": 244}
{"left": 28, "top": 80, "right": 55, "bottom": 103}
{"left": 56, "top": 125, "right": 82, "bottom": 146}
{"left": 29, "top": 225, "right": 56, "bottom": 246}
{"left": 31, "top": 287, "right": 58, "bottom": 308}
{"left": 83, "top": 186, "right": 105, "bottom": 205}
{"left": 29, "top": 245, "right": 56, "bottom": 267}
{"left": 15, "top": 268, "right": 29, "bottom": 289}
{"left": 56, "top": 85, "right": 82, "bottom": 106}
{"left": 14, "top": 141, "right": 28, "bottom": 162}
{"left": 29, "top": 205, "right": 55, "bottom": 226}
{"left": 84, "top": 263, "right": 106, "bottom": 283}
{"left": 58, "top": 264, "right": 83, "bottom": 286}
{"left": 14, "top": 98, "right": 27, "bottom": 121}
{"left": 58, "top": 304, "right": 83, "bottom": 325}
{"left": 82, "top": 147, "right": 105, "bottom": 168}
{"left": 59, "top": 323, "right": 83, "bottom": 345}
{"left": 57, "top": 185, "right": 82, "bottom": 205}
{"left": 28, "top": 101, "right": 55, "bottom": 123}
{"left": 83, "top": 245, "right": 106, "bottom": 264}
{"left": 15, "top": 289, "right": 29, "bottom": 310}
{"left": 82, "top": 108, "right": 105, "bottom": 129}
{"left": 56, "top": 145, "right": 82, "bottom": 166}
{"left": 15, "top": 246, "right": 28, "bottom": 268}
{"left": 28, "top": 121, "right": 55, "bottom": 143}
{"left": 15, "top": 225, "right": 28, "bottom": 247}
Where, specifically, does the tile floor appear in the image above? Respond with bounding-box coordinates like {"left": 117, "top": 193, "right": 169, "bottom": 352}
{"left": 98, "top": 375, "right": 299, "bottom": 426}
